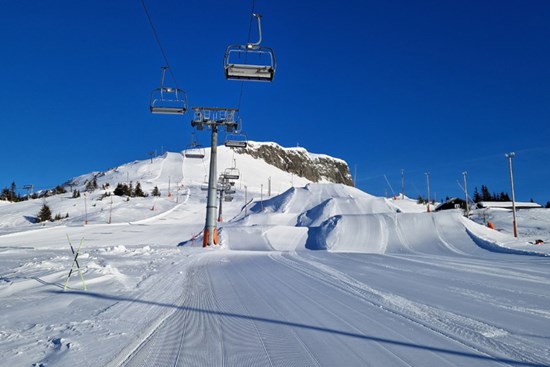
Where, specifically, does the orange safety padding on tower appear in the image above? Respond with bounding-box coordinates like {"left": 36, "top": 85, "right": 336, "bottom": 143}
{"left": 203, "top": 228, "right": 219, "bottom": 247}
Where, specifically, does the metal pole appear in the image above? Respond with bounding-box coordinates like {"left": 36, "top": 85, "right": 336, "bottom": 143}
{"left": 401, "top": 169, "right": 405, "bottom": 199}
{"left": 244, "top": 185, "right": 248, "bottom": 216}
{"left": 506, "top": 152, "right": 518, "bottom": 237}
{"left": 109, "top": 195, "right": 113, "bottom": 224}
{"left": 425, "top": 172, "right": 431, "bottom": 212}
{"left": 268, "top": 177, "right": 271, "bottom": 197}
{"left": 218, "top": 185, "right": 224, "bottom": 222}
{"left": 204, "top": 126, "right": 218, "bottom": 246}
{"left": 84, "top": 193, "right": 88, "bottom": 225}
{"left": 462, "top": 171, "right": 469, "bottom": 217}
{"left": 261, "top": 184, "right": 264, "bottom": 211}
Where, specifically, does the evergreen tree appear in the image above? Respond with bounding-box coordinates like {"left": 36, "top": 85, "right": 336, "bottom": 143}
{"left": 54, "top": 185, "right": 67, "bottom": 194}
{"left": 133, "top": 182, "right": 146, "bottom": 197}
{"left": 472, "top": 187, "right": 481, "bottom": 203}
{"left": 85, "top": 180, "right": 95, "bottom": 192}
{"left": 151, "top": 186, "right": 161, "bottom": 197}
{"left": 113, "top": 183, "right": 126, "bottom": 196}
{"left": 114, "top": 183, "right": 132, "bottom": 196}
{"left": 546, "top": 201, "right": 550, "bottom": 209}
{"left": 37, "top": 203, "right": 52, "bottom": 223}
{"left": 481, "top": 185, "right": 491, "bottom": 201}
{"left": 72, "top": 190, "right": 81, "bottom": 198}
{"left": 1, "top": 188, "right": 11, "bottom": 201}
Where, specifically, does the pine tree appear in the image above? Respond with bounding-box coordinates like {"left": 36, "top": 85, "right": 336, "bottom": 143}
{"left": 472, "top": 187, "right": 481, "bottom": 203}
{"left": 10, "top": 182, "right": 16, "bottom": 198}
{"left": 151, "top": 186, "right": 161, "bottom": 197}
{"left": 37, "top": 203, "right": 52, "bottom": 223}
{"left": 481, "top": 185, "right": 491, "bottom": 201}
{"left": 133, "top": 182, "right": 145, "bottom": 197}
{"left": 546, "top": 201, "right": 550, "bottom": 209}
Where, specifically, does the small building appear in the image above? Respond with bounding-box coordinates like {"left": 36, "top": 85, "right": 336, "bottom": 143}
{"left": 435, "top": 198, "right": 467, "bottom": 212}
{"left": 476, "top": 201, "right": 542, "bottom": 210}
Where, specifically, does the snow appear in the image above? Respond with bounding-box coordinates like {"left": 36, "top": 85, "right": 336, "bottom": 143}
{"left": 1, "top": 145, "right": 550, "bottom": 366}
{"left": 477, "top": 201, "right": 542, "bottom": 209}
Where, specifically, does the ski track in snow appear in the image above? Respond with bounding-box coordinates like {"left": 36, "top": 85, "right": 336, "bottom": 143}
{"left": 269, "top": 252, "right": 550, "bottom": 366}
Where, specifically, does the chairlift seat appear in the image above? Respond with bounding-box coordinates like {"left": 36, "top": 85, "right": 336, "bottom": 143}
{"left": 225, "top": 140, "right": 248, "bottom": 148}
{"left": 150, "top": 106, "right": 187, "bottom": 115}
{"left": 225, "top": 64, "right": 275, "bottom": 82}
{"left": 184, "top": 151, "right": 205, "bottom": 159}
{"left": 224, "top": 174, "right": 239, "bottom": 180}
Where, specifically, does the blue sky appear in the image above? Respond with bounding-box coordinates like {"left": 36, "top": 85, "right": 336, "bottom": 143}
{"left": 1, "top": 0, "right": 549, "bottom": 203}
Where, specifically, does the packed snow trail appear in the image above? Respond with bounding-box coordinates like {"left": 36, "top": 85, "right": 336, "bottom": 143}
{"left": 117, "top": 251, "right": 550, "bottom": 367}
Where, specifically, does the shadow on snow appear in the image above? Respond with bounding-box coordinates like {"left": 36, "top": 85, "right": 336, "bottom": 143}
{"left": 49, "top": 289, "right": 547, "bottom": 367}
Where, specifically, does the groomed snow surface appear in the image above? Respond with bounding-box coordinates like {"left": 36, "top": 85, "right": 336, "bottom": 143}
{"left": 1, "top": 146, "right": 550, "bottom": 367}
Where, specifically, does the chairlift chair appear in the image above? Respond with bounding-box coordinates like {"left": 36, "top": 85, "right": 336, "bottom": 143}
{"left": 225, "top": 132, "right": 248, "bottom": 148}
{"left": 224, "top": 195, "right": 234, "bottom": 202}
{"left": 184, "top": 144, "right": 205, "bottom": 159}
{"left": 150, "top": 67, "right": 188, "bottom": 115}
{"left": 184, "top": 134, "right": 205, "bottom": 159}
{"left": 224, "top": 14, "right": 276, "bottom": 82}
{"left": 224, "top": 167, "right": 240, "bottom": 180}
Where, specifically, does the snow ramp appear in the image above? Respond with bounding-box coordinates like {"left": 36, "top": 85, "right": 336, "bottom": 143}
{"left": 241, "top": 183, "right": 395, "bottom": 226}
{"left": 310, "top": 210, "right": 516, "bottom": 256}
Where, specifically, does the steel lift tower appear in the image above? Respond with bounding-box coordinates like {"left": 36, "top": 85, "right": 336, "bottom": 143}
{"left": 191, "top": 107, "right": 239, "bottom": 247}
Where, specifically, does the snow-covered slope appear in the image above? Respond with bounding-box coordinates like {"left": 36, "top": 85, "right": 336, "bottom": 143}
{"left": 1, "top": 144, "right": 550, "bottom": 367}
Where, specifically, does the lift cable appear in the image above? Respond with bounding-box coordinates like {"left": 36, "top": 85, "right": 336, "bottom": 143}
{"left": 140, "top": 0, "right": 180, "bottom": 89}
{"left": 236, "top": 0, "right": 257, "bottom": 113}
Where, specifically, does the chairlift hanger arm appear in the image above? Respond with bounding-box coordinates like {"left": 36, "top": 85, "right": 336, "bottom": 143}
{"left": 160, "top": 66, "right": 168, "bottom": 88}
{"left": 247, "top": 13, "right": 263, "bottom": 49}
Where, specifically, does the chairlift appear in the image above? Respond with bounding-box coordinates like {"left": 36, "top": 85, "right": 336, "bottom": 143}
{"left": 224, "top": 195, "right": 234, "bottom": 202}
{"left": 225, "top": 132, "right": 248, "bottom": 148}
{"left": 150, "top": 67, "right": 188, "bottom": 115}
{"left": 224, "top": 167, "right": 240, "bottom": 180}
{"left": 224, "top": 14, "right": 276, "bottom": 82}
{"left": 184, "top": 134, "right": 205, "bottom": 159}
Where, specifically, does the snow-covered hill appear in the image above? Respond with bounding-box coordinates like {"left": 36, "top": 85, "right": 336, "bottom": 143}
{"left": 1, "top": 143, "right": 550, "bottom": 367}
{"left": 0, "top": 142, "right": 346, "bottom": 236}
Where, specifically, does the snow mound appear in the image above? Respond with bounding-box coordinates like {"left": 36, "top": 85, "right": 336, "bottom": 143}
{"left": 222, "top": 183, "right": 549, "bottom": 256}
